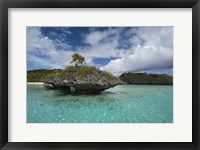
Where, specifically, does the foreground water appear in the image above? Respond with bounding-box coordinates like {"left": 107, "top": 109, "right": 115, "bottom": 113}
{"left": 27, "top": 84, "right": 173, "bottom": 123}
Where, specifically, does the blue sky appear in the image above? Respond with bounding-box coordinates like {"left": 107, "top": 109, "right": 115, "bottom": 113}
{"left": 27, "top": 27, "right": 173, "bottom": 76}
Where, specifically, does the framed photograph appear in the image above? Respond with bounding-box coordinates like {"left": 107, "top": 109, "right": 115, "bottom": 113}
{"left": 0, "top": 0, "right": 199, "bottom": 149}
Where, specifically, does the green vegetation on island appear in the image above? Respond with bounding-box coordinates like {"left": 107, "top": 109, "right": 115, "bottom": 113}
{"left": 27, "top": 69, "right": 63, "bottom": 82}
{"left": 61, "top": 66, "right": 118, "bottom": 82}
{"left": 27, "top": 66, "right": 118, "bottom": 83}
{"left": 119, "top": 72, "right": 173, "bottom": 85}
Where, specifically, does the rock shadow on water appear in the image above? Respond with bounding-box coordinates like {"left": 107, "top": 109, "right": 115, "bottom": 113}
{"left": 54, "top": 89, "right": 117, "bottom": 97}
{"left": 101, "top": 91, "right": 116, "bottom": 95}
{"left": 55, "top": 90, "right": 101, "bottom": 96}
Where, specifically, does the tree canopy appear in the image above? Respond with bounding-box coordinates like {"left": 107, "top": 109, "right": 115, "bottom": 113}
{"left": 70, "top": 53, "right": 86, "bottom": 67}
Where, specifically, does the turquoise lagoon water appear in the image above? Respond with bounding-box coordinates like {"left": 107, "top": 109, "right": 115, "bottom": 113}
{"left": 27, "top": 84, "right": 173, "bottom": 123}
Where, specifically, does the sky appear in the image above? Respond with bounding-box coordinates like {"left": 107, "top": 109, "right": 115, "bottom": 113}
{"left": 27, "top": 27, "right": 173, "bottom": 76}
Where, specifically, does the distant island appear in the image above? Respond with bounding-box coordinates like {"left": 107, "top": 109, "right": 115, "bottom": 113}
{"left": 119, "top": 72, "right": 173, "bottom": 85}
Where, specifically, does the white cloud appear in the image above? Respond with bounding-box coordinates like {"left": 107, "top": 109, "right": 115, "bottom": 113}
{"left": 79, "top": 28, "right": 132, "bottom": 63}
{"left": 84, "top": 31, "right": 107, "bottom": 46}
{"left": 27, "top": 27, "right": 54, "bottom": 52}
{"left": 27, "top": 27, "right": 73, "bottom": 69}
{"left": 84, "top": 28, "right": 120, "bottom": 46}
{"left": 101, "top": 46, "right": 173, "bottom": 76}
{"left": 100, "top": 27, "right": 173, "bottom": 76}
{"left": 128, "top": 27, "right": 173, "bottom": 49}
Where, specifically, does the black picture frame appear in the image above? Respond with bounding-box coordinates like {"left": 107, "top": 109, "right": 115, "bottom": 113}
{"left": 0, "top": 0, "right": 199, "bottom": 149}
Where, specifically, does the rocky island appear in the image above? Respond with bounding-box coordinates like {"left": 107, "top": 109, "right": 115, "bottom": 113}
{"left": 27, "top": 53, "right": 122, "bottom": 94}
{"left": 43, "top": 66, "right": 121, "bottom": 94}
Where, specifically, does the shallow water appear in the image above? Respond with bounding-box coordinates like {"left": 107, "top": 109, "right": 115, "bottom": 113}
{"left": 27, "top": 84, "right": 173, "bottom": 123}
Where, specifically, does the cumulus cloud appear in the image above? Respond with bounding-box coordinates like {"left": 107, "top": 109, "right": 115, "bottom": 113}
{"left": 100, "top": 46, "right": 173, "bottom": 76}
{"left": 84, "top": 28, "right": 120, "bottom": 46}
{"left": 100, "top": 27, "right": 173, "bottom": 76}
{"left": 78, "top": 28, "right": 131, "bottom": 64}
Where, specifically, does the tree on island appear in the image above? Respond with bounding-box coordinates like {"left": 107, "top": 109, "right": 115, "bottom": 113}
{"left": 70, "top": 53, "right": 86, "bottom": 67}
